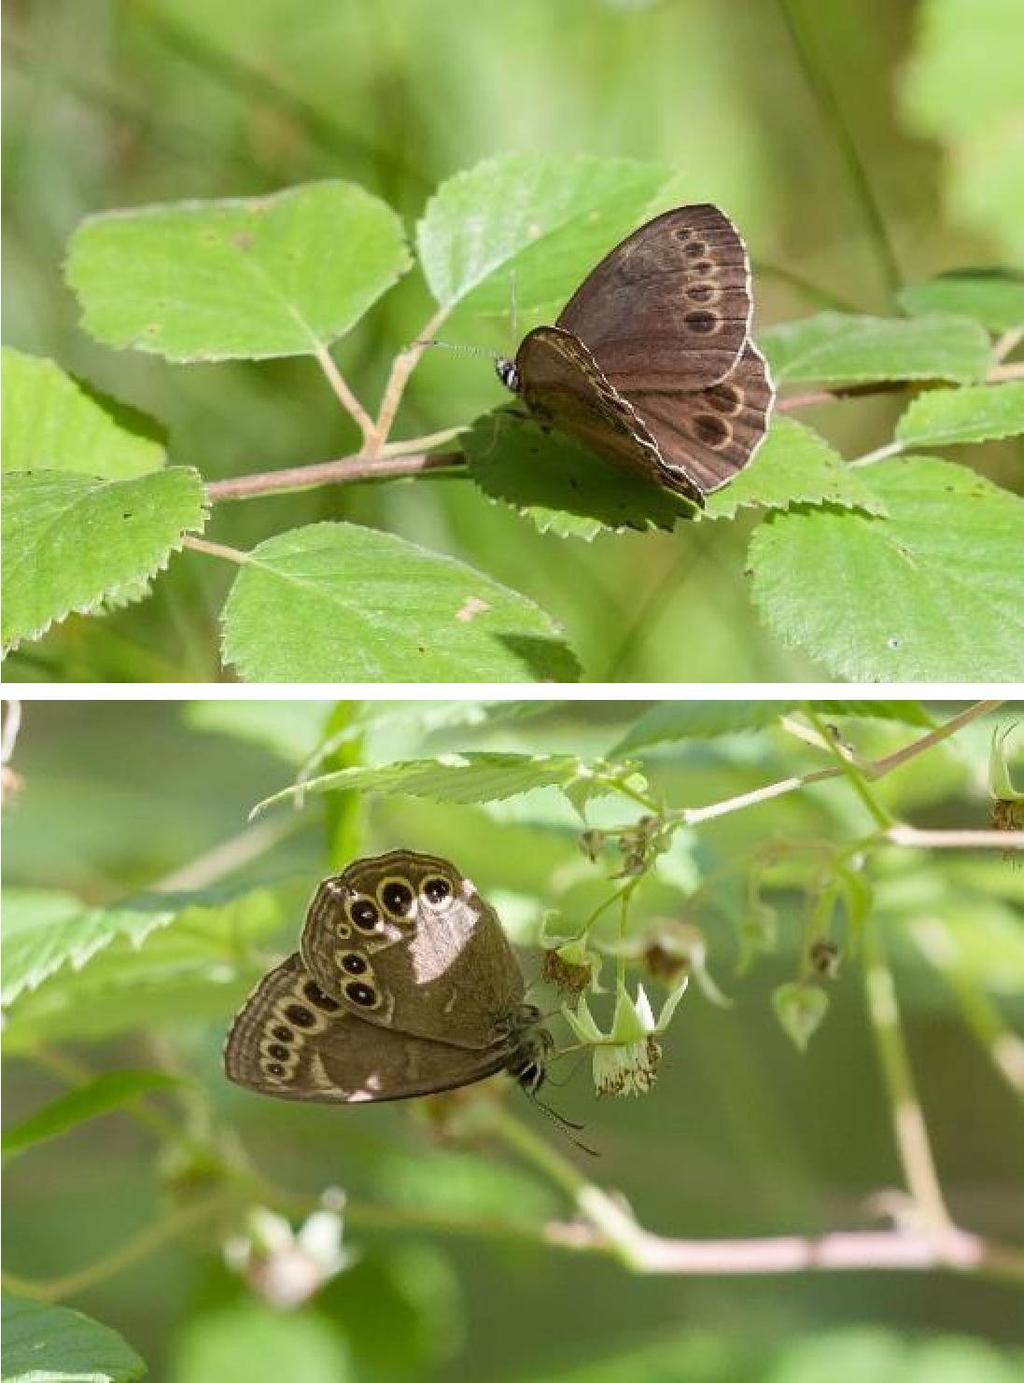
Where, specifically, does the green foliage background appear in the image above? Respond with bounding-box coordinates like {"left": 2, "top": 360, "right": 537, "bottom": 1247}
{"left": 2, "top": 0, "right": 1022, "bottom": 682}
{"left": 2, "top": 699, "right": 1023, "bottom": 1380}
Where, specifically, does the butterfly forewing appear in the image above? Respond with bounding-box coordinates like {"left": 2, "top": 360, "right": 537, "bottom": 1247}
{"left": 515, "top": 327, "right": 690, "bottom": 495}
{"left": 555, "top": 205, "right": 751, "bottom": 392}
{"left": 298, "top": 850, "right": 526, "bottom": 1051}
{"left": 224, "top": 954, "right": 509, "bottom": 1104}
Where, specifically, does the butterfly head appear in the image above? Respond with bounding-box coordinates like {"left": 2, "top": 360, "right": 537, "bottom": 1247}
{"left": 495, "top": 355, "right": 521, "bottom": 394}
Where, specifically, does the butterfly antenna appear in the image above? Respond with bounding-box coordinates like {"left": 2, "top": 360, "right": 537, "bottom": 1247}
{"left": 529, "top": 1091, "right": 600, "bottom": 1157}
{"left": 413, "top": 338, "right": 498, "bottom": 362}
{"left": 508, "top": 268, "right": 518, "bottom": 357}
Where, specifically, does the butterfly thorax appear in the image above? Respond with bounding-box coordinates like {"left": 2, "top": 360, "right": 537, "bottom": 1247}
{"left": 500, "top": 1002, "right": 553, "bottom": 1095}
{"left": 495, "top": 356, "right": 520, "bottom": 393}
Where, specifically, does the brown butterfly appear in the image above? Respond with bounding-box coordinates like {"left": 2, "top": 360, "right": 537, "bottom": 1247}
{"left": 495, "top": 204, "right": 774, "bottom": 506}
{"left": 224, "top": 851, "right": 551, "bottom": 1105}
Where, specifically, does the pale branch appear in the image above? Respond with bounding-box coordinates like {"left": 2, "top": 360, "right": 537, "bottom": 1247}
{"left": 205, "top": 449, "right": 462, "bottom": 502}
{"left": 863, "top": 927, "right": 953, "bottom": 1234}
{"left": 676, "top": 701, "right": 1003, "bottom": 829}
{"left": 366, "top": 304, "right": 452, "bottom": 457}
{"left": 181, "top": 534, "right": 249, "bottom": 563}
{"left": 313, "top": 343, "right": 375, "bottom": 441}
{"left": 886, "top": 825, "right": 1024, "bottom": 850}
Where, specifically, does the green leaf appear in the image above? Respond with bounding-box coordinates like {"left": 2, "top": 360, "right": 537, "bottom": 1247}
{"left": 1, "top": 1296, "right": 146, "bottom": 1383}
{"left": 1, "top": 349, "right": 165, "bottom": 478}
{"left": 898, "top": 269, "right": 1024, "bottom": 333}
{"left": 66, "top": 181, "right": 410, "bottom": 361}
{"left": 417, "top": 153, "right": 687, "bottom": 315}
{"left": 252, "top": 752, "right": 643, "bottom": 815}
{"left": 2, "top": 1070, "right": 184, "bottom": 1161}
{"left": 220, "top": 521, "right": 579, "bottom": 683}
{"left": 2, "top": 889, "right": 182, "bottom": 1005}
{"left": 1, "top": 468, "right": 207, "bottom": 652}
{"left": 1, "top": 887, "right": 285, "bottom": 1051}
{"left": 772, "top": 981, "right": 829, "bottom": 1051}
{"left": 171, "top": 1304, "right": 350, "bottom": 1383}
{"left": 702, "top": 417, "right": 887, "bottom": 520}
{"left": 761, "top": 312, "right": 990, "bottom": 386}
{"left": 613, "top": 701, "right": 794, "bottom": 754}
{"left": 748, "top": 457, "right": 1024, "bottom": 681}
{"left": 464, "top": 409, "right": 694, "bottom": 540}
{"left": 895, "top": 381, "right": 1024, "bottom": 448}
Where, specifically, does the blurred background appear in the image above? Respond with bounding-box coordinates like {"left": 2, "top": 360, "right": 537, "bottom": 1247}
{"left": 3, "top": 0, "right": 1022, "bottom": 681}
{"left": 2, "top": 698, "right": 1023, "bottom": 1379}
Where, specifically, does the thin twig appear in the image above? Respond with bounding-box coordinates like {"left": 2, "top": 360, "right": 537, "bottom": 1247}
{"left": 993, "top": 328, "right": 1024, "bottom": 364}
{"left": 181, "top": 534, "right": 249, "bottom": 564}
{"left": 313, "top": 344, "right": 375, "bottom": 441}
{"left": 205, "top": 450, "right": 463, "bottom": 502}
{"left": 885, "top": 825, "right": 1024, "bottom": 851}
{"left": 863, "top": 926, "right": 954, "bottom": 1234}
{"left": 676, "top": 702, "right": 1001, "bottom": 827}
{"left": 151, "top": 815, "right": 306, "bottom": 893}
{"left": 365, "top": 304, "right": 452, "bottom": 458}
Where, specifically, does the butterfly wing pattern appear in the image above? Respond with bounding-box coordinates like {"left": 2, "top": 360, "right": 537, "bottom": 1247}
{"left": 224, "top": 954, "right": 509, "bottom": 1103}
{"left": 509, "top": 204, "right": 774, "bottom": 502}
{"left": 224, "top": 852, "right": 545, "bottom": 1106}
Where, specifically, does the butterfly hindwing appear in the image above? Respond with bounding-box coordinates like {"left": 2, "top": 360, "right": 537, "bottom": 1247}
{"left": 630, "top": 340, "right": 774, "bottom": 494}
{"left": 556, "top": 204, "right": 751, "bottom": 392}
{"left": 224, "top": 953, "right": 509, "bottom": 1104}
{"left": 298, "top": 850, "right": 526, "bottom": 1051}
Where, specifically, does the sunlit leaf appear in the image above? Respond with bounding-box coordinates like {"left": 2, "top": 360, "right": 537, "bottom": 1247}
{"left": 703, "top": 417, "right": 887, "bottom": 520}
{"left": 748, "top": 457, "right": 1024, "bottom": 680}
{"left": 1, "top": 887, "right": 285, "bottom": 1051}
{"left": 221, "top": 522, "right": 579, "bottom": 683}
{"left": 761, "top": 312, "right": 990, "bottom": 386}
{"left": 895, "top": 382, "right": 1024, "bottom": 448}
{"left": 898, "top": 269, "right": 1024, "bottom": 332}
{"left": 253, "top": 752, "right": 644, "bottom": 815}
{"left": 1, "top": 1296, "right": 146, "bottom": 1383}
{"left": 1, "top": 468, "right": 207, "bottom": 652}
{"left": 417, "top": 153, "right": 688, "bottom": 315}
{"left": 66, "top": 181, "right": 411, "bottom": 361}
{"left": 1, "top": 348, "right": 165, "bottom": 478}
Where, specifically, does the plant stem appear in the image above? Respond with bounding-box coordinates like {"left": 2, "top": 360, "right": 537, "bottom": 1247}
{"left": 863, "top": 924, "right": 954, "bottom": 1234}
{"left": 314, "top": 344, "right": 375, "bottom": 441}
{"left": 205, "top": 449, "right": 463, "bottom": 502}
{"left": 181, "top": 534, "right": 249, "bottom": 564}
{"left": 802, "top": 704, "right": 893, "bottom": 830}
{"left": 366, "top": 305, "right": 452, "bottom": 457}
{"left": 776, "top": 0, "right": 901, "bottom": 298}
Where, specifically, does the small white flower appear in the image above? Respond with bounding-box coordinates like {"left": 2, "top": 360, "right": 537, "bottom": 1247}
{"left": 224, "top": 1196, "right": 356, "bottom": 1309}
{"left": 563, "top": 979, "right": 687, "bottom": 1097}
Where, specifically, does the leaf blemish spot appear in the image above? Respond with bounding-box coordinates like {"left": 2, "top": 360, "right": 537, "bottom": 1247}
{"left": 456, "top": 596, "right": 489, "bottom": 623}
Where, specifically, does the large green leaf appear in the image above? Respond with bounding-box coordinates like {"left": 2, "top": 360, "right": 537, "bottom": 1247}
{"left": 761, "top": 312, "right": 990, "bottom": 386}
{"left": 1, "top": 1296, "right": 146, "bottom": 1383}
{"left": 464, "top": 409, "right": 694, "bottom": 540}
{"left": 2, "top": 1070, "right": 184, "bottom": 1161}
{"left": 1, "top": 887, "right": 284, "bottom": 1051}
{"left": 748, "top": 457, "right": 1024, "bottom": 680}
{"left": 220, "top": 521, "right": 579, "bottom": 683}
{"left": 1, "top": 468, "right": 207, "bottom": 652}
{"left": 66, "top": 181, "right": 410, "bottom": 361}
{"left": 702, "top": 417, "right": 887, "bottom": 520}
{"left": 253, "top": 752, "right": 646, "bottom": 815}
{"left": 894, "top": 382, "right": 1024, "bottom": 448}
{"left": 417, "top": 153, "right": 688, "bottom": 316}
{"left": 1, "top": 349, "right": 165, "bottom": 478}
{"left": 898, "top": 270, "right": 1024, "bottom": 333}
